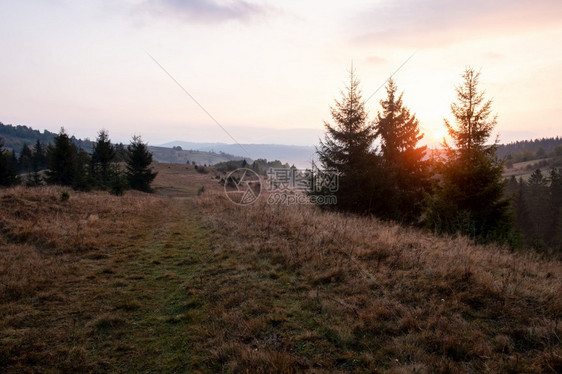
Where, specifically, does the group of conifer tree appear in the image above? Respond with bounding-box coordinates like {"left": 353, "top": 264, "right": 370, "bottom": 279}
{"left": 318, "top": 67, "right": 513, "bottom": 244}
{"left": 0, "top": 129, "right": 157, "bottom": 194}
{"left": 505, "top": 169, "right": 562, "bottom": 251}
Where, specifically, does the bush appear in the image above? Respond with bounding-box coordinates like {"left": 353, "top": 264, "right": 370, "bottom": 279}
{"left": 60, "top": 190, "right": 70, "bottom": 202}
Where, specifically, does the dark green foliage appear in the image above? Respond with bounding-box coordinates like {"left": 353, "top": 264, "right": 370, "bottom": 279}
{"left": 72, "top": 149, "right": 93, "bottom": 191}
{"left": 549, "top": 169, "right": 562, "bottom": 250}
{"left": 0, "top": 122, "right": 55, "bottom": 149}
{"left": 23, "top": 140, "right": 48, "bottom": 186}
{"left": 91, "top": 130, "right": 116, "bottom": 189}
{"left": 508, "top": 169, "right": 562, "bottom": 253}
{"left": 109, "top": 171, "right": 128, "bottom": 196}
{"left": 18, "top": 144, "right": 33, "bottom": 173}
{"left": 374, "top": 79, "right": 430, "bottom": 223}
{"left": 526, "top": 169, "right": 550, "bottom": 247}
{"left": 113, "top": 143, "right": 127, "bottom": 163}
{"left": 317, "top": 68, "right": 383, "bottom": 214}
{"left": 46, "top": 129, "right": 78, "bottom": 186}
{"left": 33, "top": 140, "right": 48, "bottom": 170}
{"left": 0, "top": 138, "right": 19, "bottom": 186}
{"left": 427, "top": 68, "right": 512, "bottom": 242}
{"left": 498, "top": 136, "right": 562, "bottom": 161}
{"left": 60, "top": 190, "right": 70, "bottom": 202}
{"left": 26, "top": 166, "right": 43, "bottom": 187}
{"left": 427, "top": 151, "right": 511, "bottom": 242}
{"left": 126, "top": 136, "right": 157, "bottom": 192}
{"left": 0, "top": 122, "right": 94, "bottom": 153}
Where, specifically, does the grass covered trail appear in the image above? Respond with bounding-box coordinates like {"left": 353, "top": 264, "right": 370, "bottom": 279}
{"left": 1, "top": 187, "right": 216, "bottom": 372}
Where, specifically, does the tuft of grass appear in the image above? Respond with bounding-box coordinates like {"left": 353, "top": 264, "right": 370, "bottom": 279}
{"left": 86, "top": 312, "right": 127, "bottom": 332}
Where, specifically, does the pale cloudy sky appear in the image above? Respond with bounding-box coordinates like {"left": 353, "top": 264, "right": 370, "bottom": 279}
{"left": 1, "top": 0, "right": 561, "bottom": 146}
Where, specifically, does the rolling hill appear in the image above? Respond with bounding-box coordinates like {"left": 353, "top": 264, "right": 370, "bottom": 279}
{"left": 148, "top": 145, "right": 247, "bottom": 165}
{"left": 160, "top": 141, "right": 317, "bottom": 168}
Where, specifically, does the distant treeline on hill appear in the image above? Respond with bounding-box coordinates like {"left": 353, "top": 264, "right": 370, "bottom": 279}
{"left": 497, "top": 136, "right": 562, "bottom": 162}
{"left": 0, "top": 122, "right": 249, "bottom": 166}
{"left": 0, "top": 127, "right": 157, "bottom": 194}
{"left": 0, "top": 122, "right": 93, "bottom": 153}
{"left": 214, "top": 159, "right": 290, "bottom": 176}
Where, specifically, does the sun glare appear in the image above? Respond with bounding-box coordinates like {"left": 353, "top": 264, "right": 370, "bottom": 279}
{"left": 432, "top": 129, "right": 445, "bottom": 141}
{"left": 423, "top": 125, "right": 449, "bottom": 146}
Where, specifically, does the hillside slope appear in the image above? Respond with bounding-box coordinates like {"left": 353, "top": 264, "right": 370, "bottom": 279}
{"left": 0, "top": 166, "right": 560, "bottom": 372}
{"left": 148, "top": 146, "right": 246, "bottom": 165}
{"left": 161, "top": 141, "right": 316, "bottom": 168}
{"left": 0, "top": 122, "right": 93, "bottom": 153}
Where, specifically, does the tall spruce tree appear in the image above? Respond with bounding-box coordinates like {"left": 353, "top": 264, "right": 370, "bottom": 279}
{"left": 46, "top": 128, "right": 78, "bottom": 186}
{"left": 91, "top": 129, "right": 116, "bottom": 189}
{"left": 374, "top": 79, "right": 430, "bottom": 222}
{"left": 34, "top": 140, "right": 47, "bottom": 169}
{"left": 317, "top": 68, "right": 382, "bottom": 213}
{"left": 126, "top": 136, "right": 157, "bottom": 192}
{"left": 527, "top": 169, "right": 550, "bottom": 246}
{"left": 426, "top": 68, "right": 511, "bottom": 242}
{"left": 19, "top": 144, "right": 33, "bottom": 173}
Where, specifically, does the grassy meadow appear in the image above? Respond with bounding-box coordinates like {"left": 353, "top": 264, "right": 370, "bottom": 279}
{"left": 1, "top": 163, "right": 560, "bottom": 373}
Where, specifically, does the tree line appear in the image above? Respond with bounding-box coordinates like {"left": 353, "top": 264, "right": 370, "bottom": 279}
{"left": 498, "top": 137, "right": 562, "bottom": 162}
{"left": 0, "top": 129, "right": 157, "bottom": 194}
{"left": 317, "top": 66, "right": 560, "bottom": 252}
{"left": 505, "top": 169, "right": 562, "bottom": 252}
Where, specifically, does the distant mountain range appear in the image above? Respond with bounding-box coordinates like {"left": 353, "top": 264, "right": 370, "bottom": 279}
{"left": 3, "top": 121, "right": 559, "bottom": 169}
{"left": 0, "top": 122, "right": 317, "bottom": 167}
{"left": 160, "top": 141, "right": 317, "bottom": 168}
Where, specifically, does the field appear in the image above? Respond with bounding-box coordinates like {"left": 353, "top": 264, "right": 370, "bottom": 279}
{"left": 503, "top": 159, "right": 553, "bottom": 179}
{"left": 1, "top": 163, "right": 561, "bottom": 373}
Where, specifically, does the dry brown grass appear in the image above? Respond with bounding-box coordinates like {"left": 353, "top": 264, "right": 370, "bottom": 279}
{"left": 0, "top": 186, "right": 163, "bottom": 301}
{"left": 151, "top": 162, "right": 223, "bottom": 197}
{"left": 1, "top": 165, "right": 561, "bottom": 373}
{"left": 195, "top": 190, "right": 562, "bottom": 373}
{"left": 0, "top": 185, "right": 167, "bottom": 371}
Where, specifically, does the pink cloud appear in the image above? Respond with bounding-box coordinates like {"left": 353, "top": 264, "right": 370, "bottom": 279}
{"left": 353, "top": 0, "right": 562, "bottom": 48}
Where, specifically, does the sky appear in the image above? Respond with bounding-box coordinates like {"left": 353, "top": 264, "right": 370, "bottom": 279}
{"left": 1, "top": 0, "right": 561, "bottom": 147}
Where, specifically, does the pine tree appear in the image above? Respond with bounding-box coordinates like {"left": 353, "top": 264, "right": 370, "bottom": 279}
{"left": 317, "top": 68, "right": 382, "bottom": 213}
{"left": 527, "top": 169, "right": 549, "bottom": 248}
{"left": 19, "top": 144, "right": 33, "bottom": 173}
{"left": 548, "top": 168, "right": 562, "bottom": 251}
{"left": 126, "top": 136, "right": 157, "bottom": 192}
{"left": 513, "top": 177, "right": 531, "bottom": 246}
{"left": 374, "top": 79, "right": 430, "bottom": 222}
{"left": 33, "top": 140, "right": 47, "bottom": 170}
{"left": 91, "top": 129, "right": 116, "bottom": 189}
{"left": 0, "top": 138, "right": 18, "bottom": 186}
{"left": 426, "top": 68, "right": 511, "bottom": 242}
{"left": 25, "top": 140, "right": 47, "bottom": 187}
{"left": 73, "top": 149, "right": 93, "bottom": 191}
{"left": 46, "top": 128, "right": 78, "bottom": 186}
